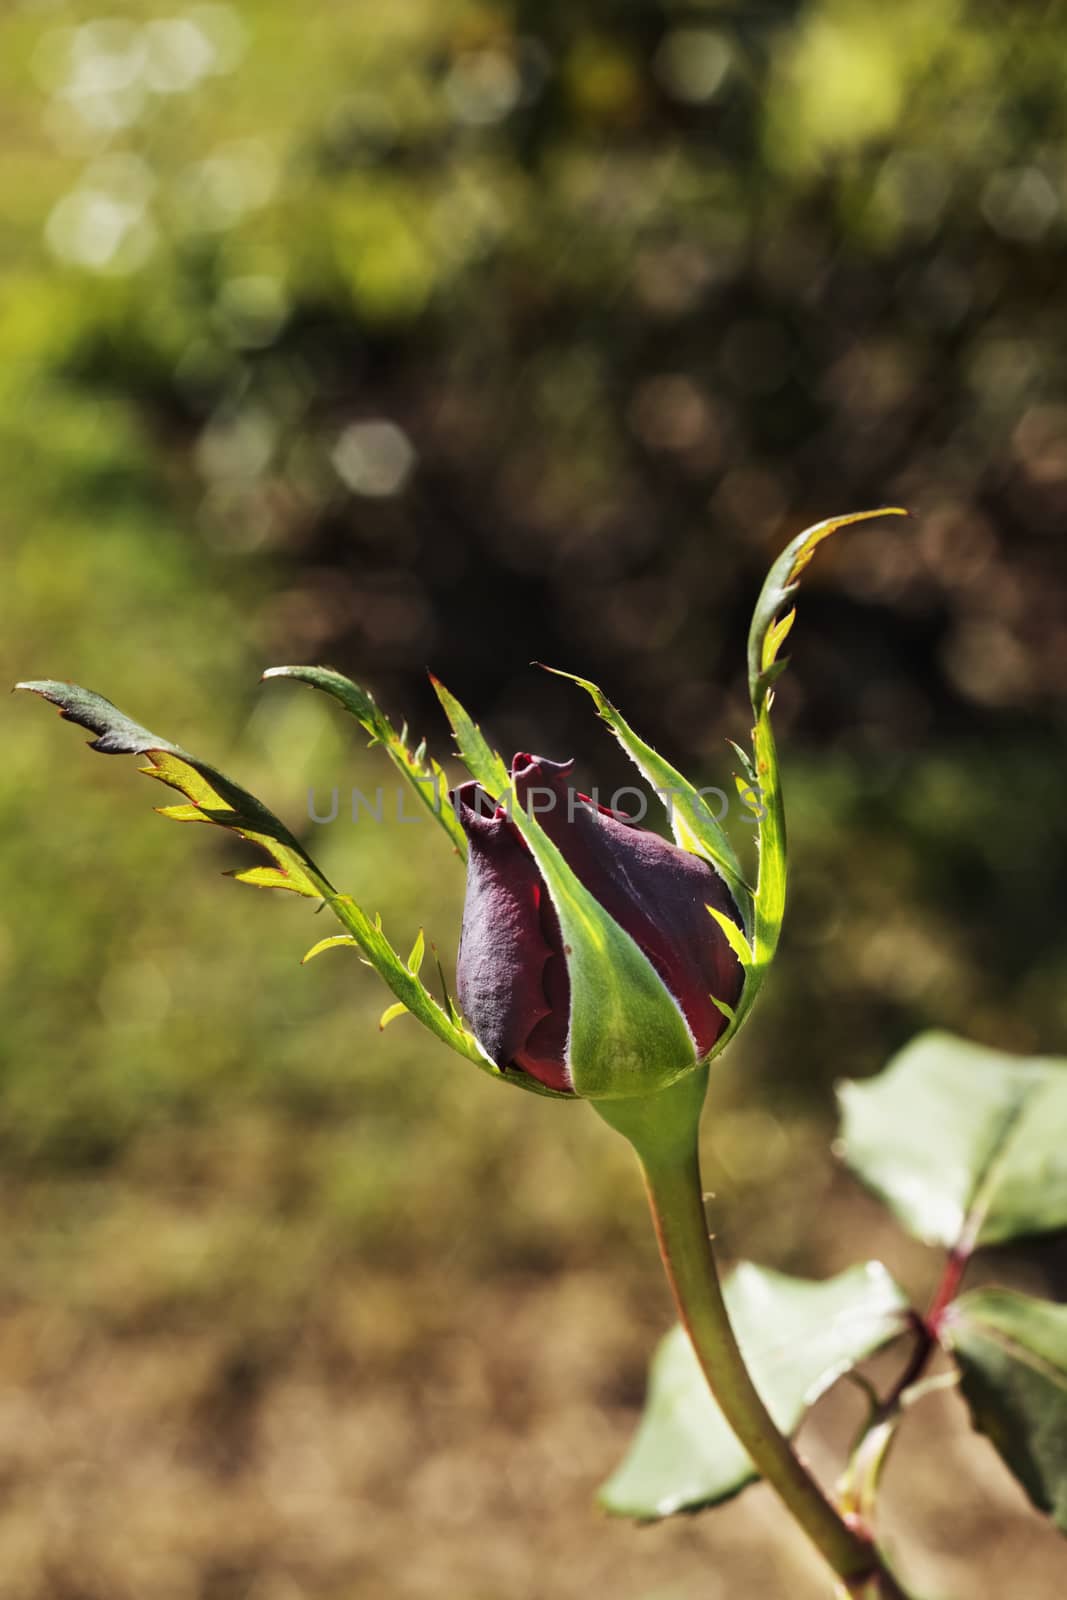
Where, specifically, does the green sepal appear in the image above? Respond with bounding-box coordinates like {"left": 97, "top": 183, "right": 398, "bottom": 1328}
{"left": 749, "top": 705, "right": 786, "bottom": 973}
{"left": 731, "top": 509, "right": 909, "bottom": 1049}
{"left": 16, "top": 681, "right": 327, "bottom": 899}
{"left": 432, "top": 677, "right": 700, "bottom": 1099}
{"left": 498, "top": 786, "right": 700, "bottom": 1099}
{"left": 428, "top": 673, "right": 511, "bottom": 796}
{"left": 748, "top": 508, "right": 909, "bottom": 716}
{"left": 263, "top": 664, "right": 467, "bottom": 858}
{"left": 15, "top": 679, "right": 567, "bottom": 1096}
{"left": 538, "top": 665, "right": 754, "bottom": 934}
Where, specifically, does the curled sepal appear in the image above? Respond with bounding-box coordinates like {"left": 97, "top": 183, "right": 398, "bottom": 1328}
{"left": 748, "top": 508, "right": 909, "bottom": 717}
{"left": 434, "top": 681, "right": 699, "bottom": 1100}
{"left": 538, "top": 665, "right": 754, "bottom": 936}
{"left": 16, "top": 679, "right": 328, "bottom": 899}
{"left": 730, "top": 510, "right": 909, "bottom": 1046}
{"left": 263, "top": 665, "right": 467, "bottom": 859}
{"left": 15, "top": 679, "right": 558, "bottom": 1096}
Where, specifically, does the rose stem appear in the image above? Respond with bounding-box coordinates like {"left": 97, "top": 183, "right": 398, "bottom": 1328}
{"left": 595, "top": 1068, "right": 907, "bottom": 1598}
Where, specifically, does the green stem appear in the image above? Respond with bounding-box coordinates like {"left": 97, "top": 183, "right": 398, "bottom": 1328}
{"left": 595, "top": 1069, "right": 906, "bottom": 1597}
{"left": 841, "top": 1239, "right": 973, "bottom": 1542}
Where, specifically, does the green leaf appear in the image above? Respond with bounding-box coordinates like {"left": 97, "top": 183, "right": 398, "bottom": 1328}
{"left": 263, "top": 664, "right": 467, "bottom": 858}
{"left": 538, "top": 664, "right": 754, "bottom": 932}
{"left": 600, "top": 1261, "right": 908, "bottom": 1519}
{"left": 431, "top": 678, "right": 698, "bottom": 1099}
{"left": 429, "top": 673, "right": 511, "bottom": 797}
{"left": 838, "top": 1032, "right": 1067, "bottom": 1250}
{"left": 941, "top": 1289, "right": 1067, "bottom": 1533}
{"left": 14, "top": 678, "right": 539, "bottom": 1089}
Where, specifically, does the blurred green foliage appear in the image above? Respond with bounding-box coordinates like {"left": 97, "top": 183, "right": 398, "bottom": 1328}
{"left": 2, "top": 1, "right": 1066, "bottom": 1595}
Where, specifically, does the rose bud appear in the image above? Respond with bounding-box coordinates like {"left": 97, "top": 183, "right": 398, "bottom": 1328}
{"left": 451, "top": 754, "right": 745, "bottom": 1098}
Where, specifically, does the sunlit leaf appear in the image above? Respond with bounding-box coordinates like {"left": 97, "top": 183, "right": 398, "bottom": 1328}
{"left": 263, "top": 664, "right": 467, "bottom": 857}
{"left": 941, "top": 1289, "right": 1067, "bottom": 1533}
{"left": 600, "top": 1261, "right": 908, "bottom": 1519}
{"left": 838, "top": 1032, "right": 1067, "bottom": 1249}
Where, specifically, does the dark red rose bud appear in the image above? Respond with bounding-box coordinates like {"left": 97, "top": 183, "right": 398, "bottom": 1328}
{"left": 451, "top": 779, "right": 570, "bottom": 1091}
{"left": 452, "top": 756, "right": 745, "bottom": 1094}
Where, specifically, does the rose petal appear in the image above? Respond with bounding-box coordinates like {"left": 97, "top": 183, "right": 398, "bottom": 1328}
{"left": 452, "top": 781, "right": 572, "bottom": 1092}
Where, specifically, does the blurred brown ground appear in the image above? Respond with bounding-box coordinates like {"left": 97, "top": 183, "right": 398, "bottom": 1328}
{"left": 0, "top": 1168, "right": 1063, "bottom": 1599}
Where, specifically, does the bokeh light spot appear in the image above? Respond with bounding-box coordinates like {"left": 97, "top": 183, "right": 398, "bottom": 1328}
{"left": 332, "top": 421, "right": 416, "bottom": 499}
